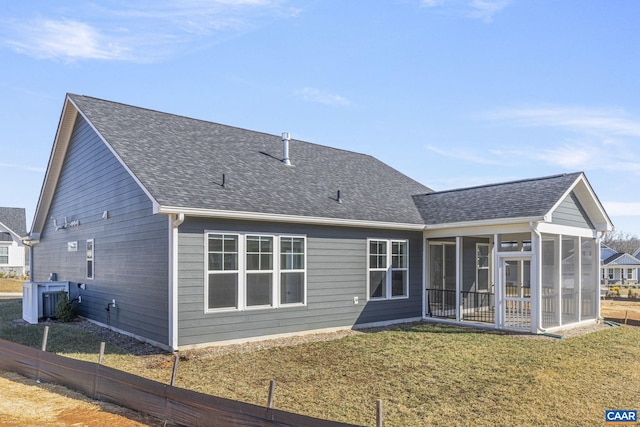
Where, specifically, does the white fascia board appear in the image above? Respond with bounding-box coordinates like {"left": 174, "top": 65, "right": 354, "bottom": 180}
{"left": 546, "top": 174, "right": 613, "bottom": 232}
{"left": 0, "top": 222, "right": 22, "bottom": 240}
{"left": 156, "top": 206, "right": 427, "bottom": 231}
{"left": 535, "top": 222, "right": 598, "bottom": 238}
{"left": 424, "top": 216, "right": 544, "bottom": 234}
{"left": 31, "top": 98, "right": 78, "bottom": 235}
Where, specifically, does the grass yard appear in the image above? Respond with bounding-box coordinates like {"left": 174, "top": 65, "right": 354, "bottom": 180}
{"left": 0, "top": 278, "right": 24, "bottom": 293}
{"left": 0, "top": 297, "right": 639, "bottom": 426}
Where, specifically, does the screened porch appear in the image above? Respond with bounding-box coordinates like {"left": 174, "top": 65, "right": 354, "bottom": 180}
{"left": 425, "top": 230, "right": 600, "bottom": 333}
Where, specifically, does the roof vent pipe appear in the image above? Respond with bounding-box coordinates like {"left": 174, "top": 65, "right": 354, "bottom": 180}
{"left": 282, "top": 132, "right": 291, "bottom": 166}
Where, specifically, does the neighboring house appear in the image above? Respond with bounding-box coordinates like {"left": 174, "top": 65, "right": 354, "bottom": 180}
{"left": 25, "top": 94, "right": 614, "bottom": 350}
{"left": 601, "top": 244, "right": 640, "bottom": 285}
{"left": 0, "top": 207, "right": 27, "bottom": 277}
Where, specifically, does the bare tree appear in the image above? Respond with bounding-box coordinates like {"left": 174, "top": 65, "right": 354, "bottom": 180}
{"left": 603, "top": 230, "right": 640, "bottom": 254}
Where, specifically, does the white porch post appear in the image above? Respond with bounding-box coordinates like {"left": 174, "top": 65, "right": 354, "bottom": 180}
{"left": 596, "top": 233, "right": 603, "bottom": 321}
{"left": 422, "top": 236, "right": 428, "bottom": 319}
{"left": 493, "top": 233, "right": 501, "bottom": 329}
{"left": 530, "top": 229, "right": 540, "bottom": 333}
{"left": 455, "top": 236, "right": 461, "bottom": 322}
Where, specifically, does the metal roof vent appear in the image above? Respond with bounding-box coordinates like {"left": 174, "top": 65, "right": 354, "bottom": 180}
{"left": 282, "top": 132, "right": 291, "bottom": 166}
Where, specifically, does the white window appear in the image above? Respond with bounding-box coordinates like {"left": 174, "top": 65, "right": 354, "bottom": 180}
{"left": 476, "top": 243, "right": 490, "bottom": 291}
{"left": 280, "top": 237, "right": 305, "bottom": 304}
{"left": 207, "top": 234, "right": 239, "bottom": 310}
{"left": 0, "top": 246, "right": 8, "bottom": 264}
{"left": 246, "top": 235, "right": 274, "bottom": 307}
{"left": 368, "top": 239, "right": 408, "bottom": 300}
{"left": 206, "top": 233, "right": 306, "bottom": 312}
{"left": 86, "top": 239, "right": 94, "bottom": 279}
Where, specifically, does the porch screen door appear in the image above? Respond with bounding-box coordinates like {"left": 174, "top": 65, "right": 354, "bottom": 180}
{"left": 501, "top": 257, "right": 531, "bottom": 330}
{"left": 428, "top": 243, "right": 456, "bottom": 318}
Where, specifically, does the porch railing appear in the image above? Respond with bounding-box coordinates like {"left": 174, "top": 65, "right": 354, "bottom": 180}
{"left": 426, "top": 288, "right": 495, "bottom": 324}
{"left": 504, "top": 297, "right": 531, "bottom": 329}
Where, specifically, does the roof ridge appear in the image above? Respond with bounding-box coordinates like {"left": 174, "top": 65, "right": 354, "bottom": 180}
{"left": 423, "top": 172, "right": 583, "bottom": 196}
{"left": 67, "top": 93, "right": 383, "bottom": 160}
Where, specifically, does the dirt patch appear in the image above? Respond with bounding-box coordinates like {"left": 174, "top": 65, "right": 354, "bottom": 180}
{"left": 601, "top": 298, "right": 640, "bottom": 326}
{"left": 0, "top": 371, "right": 172, "bottom": 426}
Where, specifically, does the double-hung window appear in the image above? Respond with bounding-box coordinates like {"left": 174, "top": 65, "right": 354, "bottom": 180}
{"left": 476, "top": 243, "right": 490, "bottom": 291}
{"left": 280, "top": 237, "right": 305, "bottom": 304}
{"left": 207, "top": 234, "right": 239, "bottom": 310}
{"left": 0, "top": 246, "right": 8, "bottom": 264}
{"left": 206, "top": 233, "right": 306, "bottom": 312}
{"left": 246, "top": 235, "right": 274, "bottom": 307}
{"left": 368, "top": 239, "right": 409, "bottom": 300}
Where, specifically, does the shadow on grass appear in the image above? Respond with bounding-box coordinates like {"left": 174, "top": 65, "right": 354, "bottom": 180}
{"left": 0, "top": 299, "right": 166, "bottom": 357}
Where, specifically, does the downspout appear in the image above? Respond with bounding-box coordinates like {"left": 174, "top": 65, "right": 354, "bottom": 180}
{"left": 169, "top": 213, "right": 184, "bottom": 352}
{"left": 595, "top": 230, "right": 605, "bottom": 323}
{"left": 530, "top": 222, "right": 546, "bottom": 333}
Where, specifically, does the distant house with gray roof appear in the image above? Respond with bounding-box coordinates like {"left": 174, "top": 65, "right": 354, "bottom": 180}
{"left": 25, "top": 94, "right": 614, "bottom": 350}
{"left": 601, "top": 244, "right": 640, "bottom": 285}
{"left": 0, "top": 207, "right": 27, "bottom": 277}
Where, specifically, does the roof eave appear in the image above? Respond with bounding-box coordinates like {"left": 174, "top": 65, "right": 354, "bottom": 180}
{"left": 156, "top": 206, "right": 427, "bottom": 231}
{"left": 30, "top": 95, "right": 78, "bottom": 236}
{"left": 424, "top": 216, "right": 546, "bottom": 231}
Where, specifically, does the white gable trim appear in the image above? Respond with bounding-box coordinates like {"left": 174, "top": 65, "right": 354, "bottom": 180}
{"left": 31, "top": 96, "right": 161, "bottom": 236}
{"left": 545, "top": 173, "right": 613, "bottom": 232}
{"left": 31, "top": 98, "right": 78, "bottom": 235}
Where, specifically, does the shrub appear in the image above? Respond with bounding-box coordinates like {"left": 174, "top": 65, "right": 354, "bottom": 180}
{"left": 54, "top": 291, "right": 77, "bottom": 322}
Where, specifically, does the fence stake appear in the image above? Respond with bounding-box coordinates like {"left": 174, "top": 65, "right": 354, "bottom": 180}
{"left": 170, "top": 355, "right": 179, "bottom": 386}
{"left": 98, "top": 342, "right": 106, "bottom": 365}
{"left": 41, "top": 326, "right": 49, "bottom": 352}
{"left": 376, "top": 399, "right": 383, "bottom": 427}
{"left": 625, "top": 310, "right": 628, "bottom": 325}
{"left": 267, "top": 379, "right": 276, "bottom": 408}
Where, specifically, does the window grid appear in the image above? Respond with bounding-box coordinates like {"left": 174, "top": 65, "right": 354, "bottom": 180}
{"left": 368, "top": 239, "right": 409, "bottom": 300}
{"left": 0, "top": 246, "right": 8, "bottom": 264}
{"left": 205, "top": 233, "right": 306, "bottom": 312}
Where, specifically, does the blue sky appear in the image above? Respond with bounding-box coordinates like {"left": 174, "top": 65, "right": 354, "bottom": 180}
{"left": 1, "top": 0, "right": 639, "bottom": 237}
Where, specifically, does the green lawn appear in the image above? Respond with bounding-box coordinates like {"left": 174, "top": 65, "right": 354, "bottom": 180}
{"left": 1, "top": 298, "right": 638, "bottom": 426}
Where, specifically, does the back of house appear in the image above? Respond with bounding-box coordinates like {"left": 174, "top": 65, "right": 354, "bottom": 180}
{"left": 26, "top": 94, "right": 613, "bottom": 350}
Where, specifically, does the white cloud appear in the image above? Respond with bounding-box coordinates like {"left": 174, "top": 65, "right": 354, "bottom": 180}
{"left": 0, "top": 1, "right": 292, "bottom": 62}
{"left": 426, "top": 145, "right": 500, "bottom": 165}
{"left": 4, "top": 19, "right": 131, "bottom": 61}
{"left": 603, "top": 202, "right": 640, "bottom": 217}
{"left": 420, "top": 0, "right": 510, "bottom": 22}
{"left": 295, "top": 87, "right": 351, "bottom": 107}
{"left": 485, "top": 106, "right": 640, "bottom": 137}
{"left": 479, "top": 105, "right": 640, "bottom": 173}
{"left": 466, "top": 0, "right": 510, "bottom": 22}
{"left": 0, "top": 162, "right": 46, "bottom": 173}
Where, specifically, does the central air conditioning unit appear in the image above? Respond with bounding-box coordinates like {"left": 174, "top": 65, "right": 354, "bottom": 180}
{"left": 42, "top": 291, "right": 62, "bottom": 319}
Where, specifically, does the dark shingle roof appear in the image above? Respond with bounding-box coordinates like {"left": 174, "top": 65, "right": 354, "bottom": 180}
{"left": 68, "top": 94, "right": 432, "bottom": 225}
{"left": 412, "top": 173, "right": 582, "bottom": 225}
{"left": 603, "top": 252, "right": 640, "bottom": 266}
{"left": 0, "top": 207, "right": 27, "bottom": 237}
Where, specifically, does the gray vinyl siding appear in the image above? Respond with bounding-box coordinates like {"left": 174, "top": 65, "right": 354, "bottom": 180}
{"left": 177, "top": 218, "right": 423, "bottom": 346}
{"left": 552, "top": 192, "right": 594, "bottom": 229}
{"left": 33, "top": 116, "right": 169, "bottom": 345}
